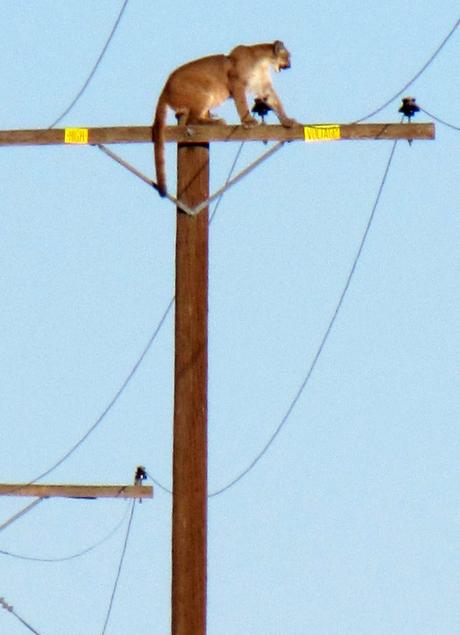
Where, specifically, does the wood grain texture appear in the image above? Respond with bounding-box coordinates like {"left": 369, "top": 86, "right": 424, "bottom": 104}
{"left": 172, "top": 142, "right": 209, "bottom": 635}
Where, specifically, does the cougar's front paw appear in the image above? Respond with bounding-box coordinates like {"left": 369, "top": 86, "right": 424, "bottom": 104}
{"left": 280, "top": 117, "right": 297, "bottom": 128}
{"left": 242, "top": 116, "right": 259, "bottom": 129}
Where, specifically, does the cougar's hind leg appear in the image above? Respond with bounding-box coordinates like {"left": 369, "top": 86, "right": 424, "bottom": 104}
{"left": 175, "top": 108, "right": 190, "bottom": 125}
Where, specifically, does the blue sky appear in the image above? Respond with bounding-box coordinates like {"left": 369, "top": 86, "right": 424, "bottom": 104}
{"left": 1, "top": 2, "right": 460, "bottom": 633}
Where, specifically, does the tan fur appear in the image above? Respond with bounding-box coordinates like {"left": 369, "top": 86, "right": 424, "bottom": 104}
{"left": 153, "top": 41, "right": 295, "bottom": 196}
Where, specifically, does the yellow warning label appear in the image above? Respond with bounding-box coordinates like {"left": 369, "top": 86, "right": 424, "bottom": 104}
{"left": 64, "top": 128, "right": 89, "bottom": 144}
{"left": 304, "top": 125, "right": 341, "bottom": 142}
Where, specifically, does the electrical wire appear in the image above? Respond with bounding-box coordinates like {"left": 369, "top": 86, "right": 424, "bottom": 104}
{"left": 0, "top": 597, "right": 42, "bottom": 635}
{"left": 210, "top": 142, "right": 245, "bottom": 224}
{"left": 419, "top": 106, "right": 460, "bottom": 131}
{"left": 48, "top": 0, "right": 129, "bottom": 128}
{"left": 3, "top": 1, "right": 130, "bottom": 495}
{"left": 100, "top": 499, "right": 136, "bottom": 635}
{"left": 209, "top": 138, "right": 399, "bottom": 497}
{"left": 353, "top": 14, "right": 460, "bottom": 123}
{"left": 29, "top": 6, "right": 452, "bottom": 488}
{"left": 148, "top": 130, "right": 395, "bottom": 496}
{"left": 11, "top": 7, "right": 443, "bottom": 493}
{"left": 145, "top": 470, "right": 171, "bottom": 496}
{"left": 0, "top": 501, "right": 131, "bottom": 563}
{"left": 12, "top": 142, "right": 245, "bottom": 497}
{"left": 2, "top": 135, "right": 398, "bottom": 505}
{"left": 140, "top": 138, "right": 399, "bottom": 498}
{"left": 19, "top": 6, "right": 450, "bottom": 489}
{"left": 2, "top": 296, "right": 174, "bottom": 497}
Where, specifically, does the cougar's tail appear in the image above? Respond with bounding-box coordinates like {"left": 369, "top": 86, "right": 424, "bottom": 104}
{"left": 153, "top": 92, "right": 168, "bottom": 197}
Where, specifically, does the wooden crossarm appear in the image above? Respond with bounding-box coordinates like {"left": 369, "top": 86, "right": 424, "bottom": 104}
{"left": 0, "top": 484, "right": 153, "bottom": 499}
{"left": 0, "top": 122, "right": 435, "bottom": 146}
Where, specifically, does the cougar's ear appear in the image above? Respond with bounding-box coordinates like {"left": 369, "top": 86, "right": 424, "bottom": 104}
{"left": 274, "top": 40, "right": 286, "bottom": 54}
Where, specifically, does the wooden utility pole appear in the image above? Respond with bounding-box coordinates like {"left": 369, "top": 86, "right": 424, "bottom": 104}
{"left": 172, "top": 141, "right": 209, "bottom": 635}
{"left": 0, "top": 121, "right": 435, "bottom": 635}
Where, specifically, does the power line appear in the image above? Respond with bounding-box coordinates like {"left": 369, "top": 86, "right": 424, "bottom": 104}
{"left": 145, "top": 469, "right": 171, "bottom": 496}
{"left": 0, "top": 140, "right": 244, "bottom": 626}
{"left": 420, "top": 106, "right": 460, "bottom": 131}
{"left": 353, "top": 14, "right": 460, "bottom": 123}
{"left": 7, "top": 76, "right": 436, "bottom": 492}
{"left": 0, "top": 501, "right": 131, "bottom": 563}
{"left": 146, "top": 139, "right": 400, "bottom": 497}
{"left": 33, "top": 4, "right": 451, "bottom": 493}
{"left": 7, "top": 298, "right": 174, "bottom": 496}
{"left": 14, "top": 142, "right": 245, "bottom": 495}
{"left": 210, "top": 142, "right": 245, "bottom": 224}
{"left": 101, "top": 499, "right": 136, "bottom": 635}
{"left": 7, "top": 15, "right": 439, "bottom": 491}
{"left": 0, "top": 597, "right": 42, "bottom": 635}
{"left": 0, "top": 130, "right": 423, "bottom": 495}
{"left": 209, "top": 138, "right": 399, "bottom": 497}
{"left": 19, "top": 78, "right": 437, "bottom": 491}
{"left": 48, "top": 0, "right": 129, "bottom": 128}
{"left": 146, "top": 136, "right": 399, "bottom": 497}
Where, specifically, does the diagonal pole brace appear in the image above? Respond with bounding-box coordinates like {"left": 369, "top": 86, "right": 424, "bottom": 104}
{"left": 0, "top": 498, "right": 45, "bottom": 532}
{"left": 96, "top": 144, "right": 196, "bottom": 215}
{"left": 191, "top": 141, "right": 285, "bottom": 215}
{"left": 97, "top": 141, "right": 285, "bottom": 216}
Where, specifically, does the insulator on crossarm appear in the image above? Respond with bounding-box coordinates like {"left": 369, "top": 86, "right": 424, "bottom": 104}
{"left": 134, "top": 465, "right": 147, "bottom": 486}
{"left": 398, "top": 96, "right": 420, "bottom": 121}
{"left": 252, "top": 98, "right": 273, "bottom": 123}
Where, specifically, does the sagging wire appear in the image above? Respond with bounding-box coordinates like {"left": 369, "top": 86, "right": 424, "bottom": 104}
{"left": 419, "top": 106, "right": 460, "bottom": 131}
{"left": 16, "top": 11, "right": 454, "bottom": 492}
{"left": 49, "top": 0, "right": 130, "bottom": 128}
{"left": 4, "top": 4, "right": 131, "bottom": 496}
{"left": 10, "top": 142, "right": 245, "bottom": 498}
{"left": 209, "top": 137, "right": 400, "bottom": 497}
{"left": 138, "top": 134, "right": 402, "bottom": 498}
{"left": 1, "top": 285, "right": 174, "bottom": 499}
{"left": 353, "top": 14, "right": 460, "bottom": 123}
{"left": 0, "top": 501, "right": 131, "bottom": 563}
{"left": 100, "top": 499, "right": 136, "bottom": 635}
{"left": 144, "top": 470, "right": 171, "bottom": 496}
{"left": 210, "top": 141, "right": 245, "bottom": 224}
{"left": 10, "top": 10, "right": 448, "bottom": 498}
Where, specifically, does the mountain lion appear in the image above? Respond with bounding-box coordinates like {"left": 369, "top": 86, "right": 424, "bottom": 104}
{"left": 153, "top": 41, "right": 295, "bottom": 196}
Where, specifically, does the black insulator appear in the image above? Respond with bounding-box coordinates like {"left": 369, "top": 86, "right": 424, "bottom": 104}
{"left": 398, "top": 97, "right": 420, "bottom": 119}
{"left": 135, "top": 466, "right": 147, "bottom": 483}
{"left": 252, "top": 98, "right": 273, "bottom": 121}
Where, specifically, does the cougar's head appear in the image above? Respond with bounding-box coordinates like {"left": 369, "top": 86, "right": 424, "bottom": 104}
{"left": 273, "top": 40, "right": 291, "bottom": 71}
